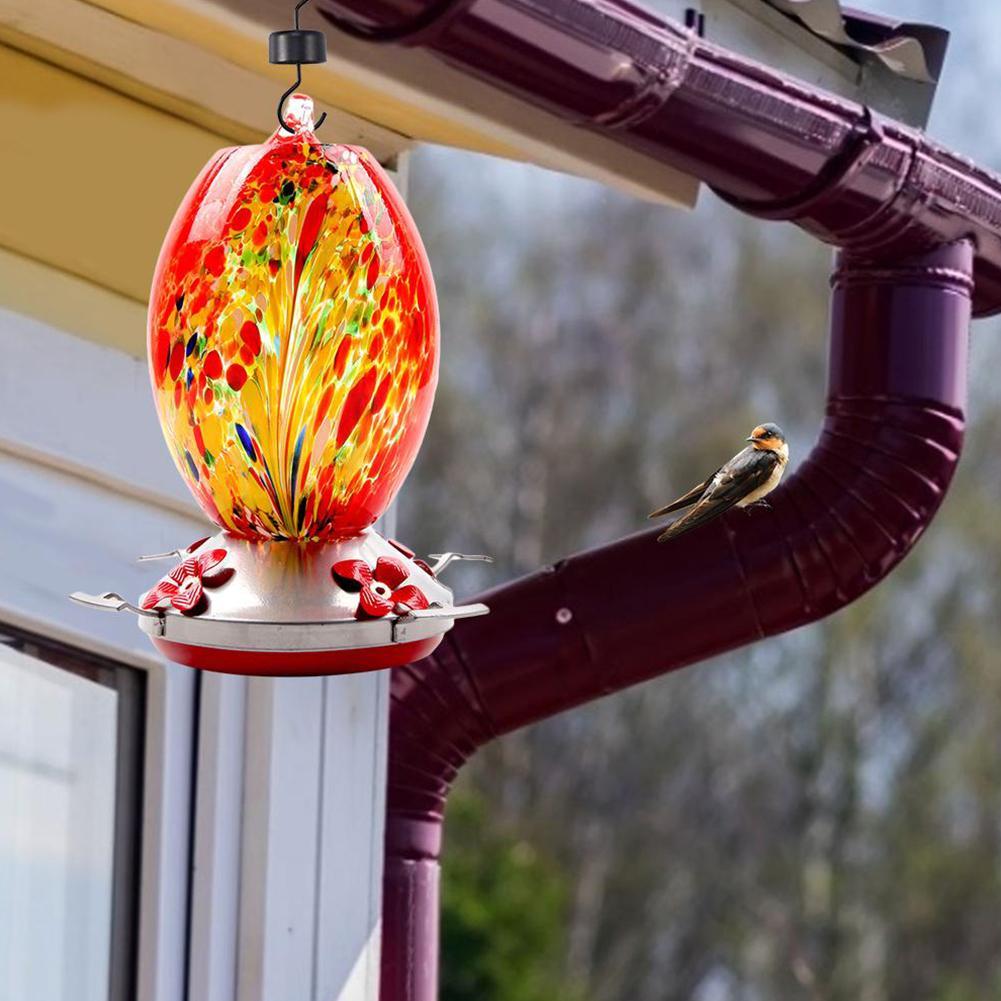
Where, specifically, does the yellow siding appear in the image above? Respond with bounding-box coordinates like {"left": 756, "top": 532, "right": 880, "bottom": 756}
{"left": 0, "top": 43, "right": 232, "bottom": 353}
{"left": 0, "top": 248, "right": 147, "bottom": 358}
{"left": 0, "top": 0, "right": 406, "bottom": 159}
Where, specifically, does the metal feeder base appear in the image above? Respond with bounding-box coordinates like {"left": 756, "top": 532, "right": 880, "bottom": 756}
{"left": 72, "top": 530, "right": 489, "bottom": 677}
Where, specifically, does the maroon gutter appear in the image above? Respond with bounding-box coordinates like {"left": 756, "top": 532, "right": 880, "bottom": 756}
{"left": 313, "top": 4, "right": 988, "bottom": 1000}
{"left": 321, "top": 0, "right": 1001, "bottom": 317}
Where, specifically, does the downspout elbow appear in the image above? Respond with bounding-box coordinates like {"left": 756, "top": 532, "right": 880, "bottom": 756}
{"left": 738, "top": 245, "right": 970, "bottom": 634}
{"left": 380, "top": 240, "right": 972, "bottom": 1001}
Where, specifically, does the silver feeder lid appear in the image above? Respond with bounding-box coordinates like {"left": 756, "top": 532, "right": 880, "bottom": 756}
{"left": 72, "top": 531, "right": 489, "bottom": 676}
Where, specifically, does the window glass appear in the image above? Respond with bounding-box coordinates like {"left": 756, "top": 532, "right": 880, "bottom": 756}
{"left": 0, "top": 638, "right": 137, "bottom": 1001}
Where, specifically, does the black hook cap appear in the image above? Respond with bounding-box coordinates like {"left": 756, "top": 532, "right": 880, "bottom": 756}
{"left": 269, "top": 29, "right": 327, "bottom": 65}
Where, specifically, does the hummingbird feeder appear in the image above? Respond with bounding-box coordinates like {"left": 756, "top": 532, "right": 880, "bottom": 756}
{"left": 71, "top": 2, "right": 489, "bottom": 675}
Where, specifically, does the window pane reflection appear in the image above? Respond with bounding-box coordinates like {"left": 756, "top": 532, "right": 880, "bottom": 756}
{"left": 0, "top": 645, "right": 118, "bottom": 1001}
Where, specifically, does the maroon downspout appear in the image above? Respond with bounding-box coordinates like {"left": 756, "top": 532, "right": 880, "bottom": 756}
{"left": 378, "top": 241, "right": 971, "bottom": 1000}
{"left": 320, "top": 0, "right": 1001, "bottom": 317}
{"left": 312, "top": 3, "right": 989, "bottom": 999}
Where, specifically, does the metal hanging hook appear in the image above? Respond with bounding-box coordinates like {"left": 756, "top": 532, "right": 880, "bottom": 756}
{"left": 269, "top": 0, "right": 328, "bottom": 132}
{"left": 276, "top": 65, "right": 328, "bottom": 133}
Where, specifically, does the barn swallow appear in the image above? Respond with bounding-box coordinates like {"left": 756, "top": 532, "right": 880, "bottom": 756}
{"left": 649, "top": 423, "right": 789, "bottom": 542}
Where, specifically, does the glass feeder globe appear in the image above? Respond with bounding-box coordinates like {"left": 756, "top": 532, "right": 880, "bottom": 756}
{"left": 148, "top": 94, "right": 439, "bottom": 540}
{"left": 71, "top": 95, "right": 489, "bottom": 676}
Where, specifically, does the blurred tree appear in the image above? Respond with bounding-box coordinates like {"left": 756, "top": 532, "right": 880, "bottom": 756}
{"left": 440, "top": 788, "right": 583, "bottom": 1001}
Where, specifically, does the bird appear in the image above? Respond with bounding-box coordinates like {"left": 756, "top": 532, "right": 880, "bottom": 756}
{"left": 649, "top": 423, "right": 789, "bottom": 542}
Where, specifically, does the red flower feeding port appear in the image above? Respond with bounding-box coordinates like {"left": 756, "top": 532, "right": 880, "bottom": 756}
{"left": 140, "top": 547, "right": 232, "bottom": 616}
{"left": 71, "top": 19, "right": 489, "bottom": 674}
{"left": 332, "top": 557, "right": 430, "bottom": 619}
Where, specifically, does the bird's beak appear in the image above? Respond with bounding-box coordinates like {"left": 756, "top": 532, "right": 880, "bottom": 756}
{"left": 746, "top": 436, "right": 756, "bottom": 442}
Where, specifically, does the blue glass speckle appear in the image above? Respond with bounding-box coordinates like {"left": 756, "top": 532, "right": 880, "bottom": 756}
{"left": 235, "top": 423, "right": 257, "bottom": 462}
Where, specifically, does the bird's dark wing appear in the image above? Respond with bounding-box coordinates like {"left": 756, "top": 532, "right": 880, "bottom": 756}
{"left": 658, "top": 448, "right": 779, "bottom": 542}
{"left": 648, "top": 471, "right": 717, "bottom": 519}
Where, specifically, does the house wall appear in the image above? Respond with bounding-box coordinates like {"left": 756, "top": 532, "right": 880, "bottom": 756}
{"left": 0, "top": 37, "right": 389, "bottom": 1001}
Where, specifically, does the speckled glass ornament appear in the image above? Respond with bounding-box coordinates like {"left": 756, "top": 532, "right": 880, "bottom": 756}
{"left": 148, "top": 95, "right": 439, "bottom": 540}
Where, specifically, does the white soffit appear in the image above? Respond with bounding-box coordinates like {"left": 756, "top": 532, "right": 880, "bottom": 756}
{"left": 3, "top": 0, "right": 699, "bottom": 207}
{"left": 0, "top": 0, "right": 403, "bottom": 160}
